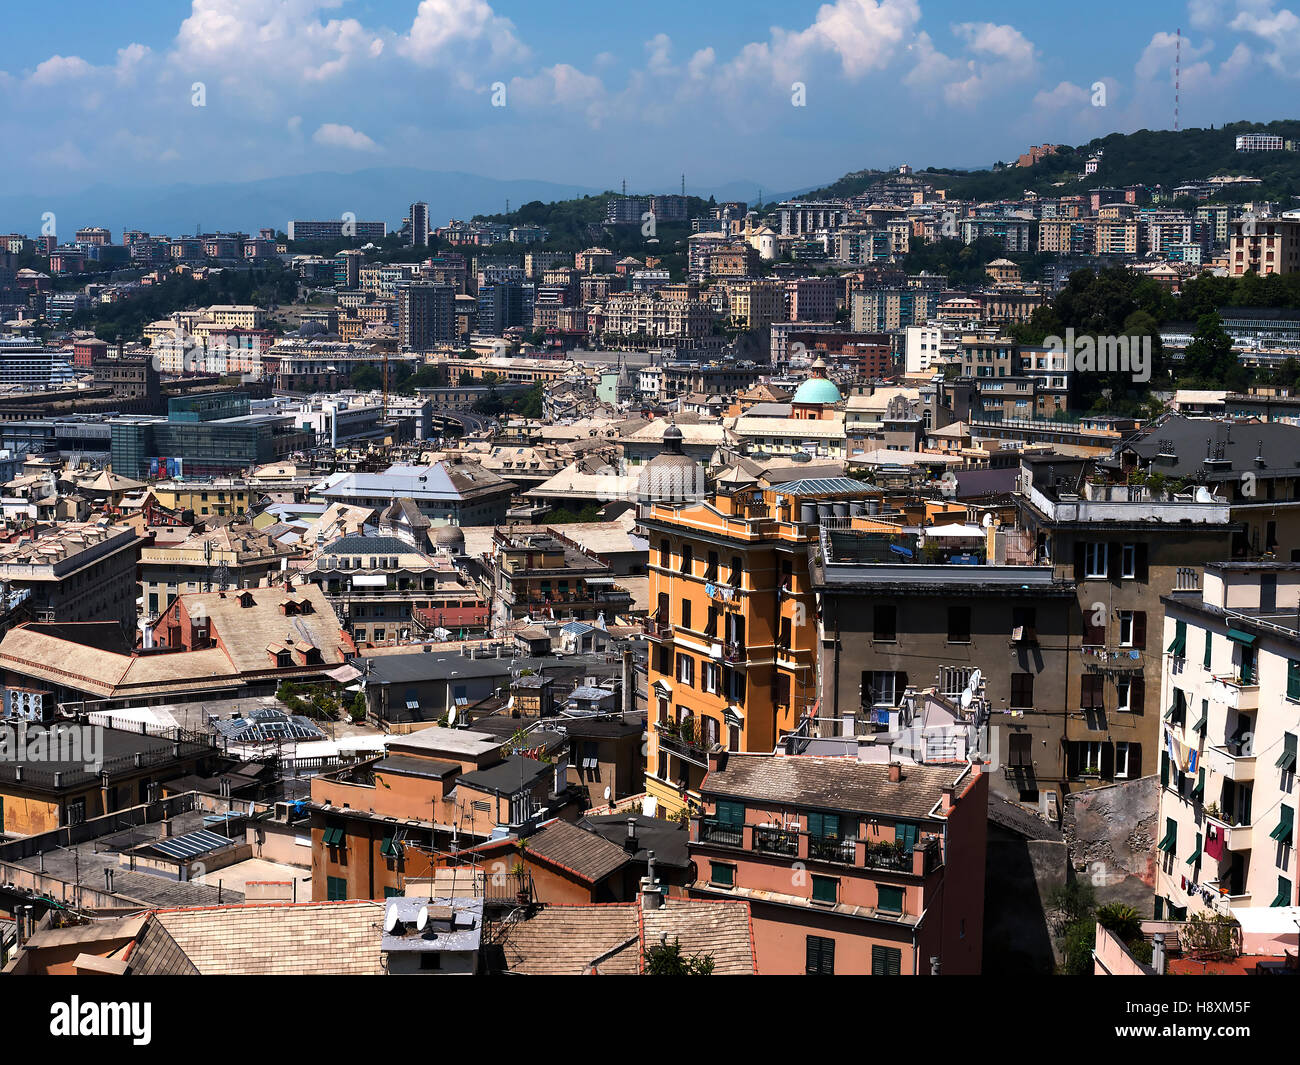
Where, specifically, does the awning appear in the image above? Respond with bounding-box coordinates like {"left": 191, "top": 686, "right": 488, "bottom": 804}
{"left": 328, "top": 663, "right": 362, "bottom": 684}
{"left": 351, "top": 574, "right": 388, "bottom": 587}
{"left": 924, "top": 523, "right": 984, "bottom": 539}
{"left": 1227, "top": 628, "right": 1257, "bottom": 646}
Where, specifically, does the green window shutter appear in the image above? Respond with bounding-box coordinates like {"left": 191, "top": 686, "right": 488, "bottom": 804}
{"left": 324, "top": 826, "right": 344, "bottom": 847}
{"left": 1160, "top": 751, "right": 1170, "bottom": 787}
{"left": 1154, "top": 897, "right": 1165, "bottom": 920}
{"left": 871, "top": 944, "right": 902, "bottom": 976}
{"left": 1167, "top": 620, "right": 1186, "bottom": 656}
{"left": 812, "top": 875, "right": 838, "bottom": 904}
{"left": 327, "top": 876, "right": 346, "bottom": 901}
{"left": 384, "top": 887, "right": 402, "bottom": 898}
{"left": 1186, "top": 832, "right": 1202, "bottom": 865}
{"left": 710, "top": 862, "right": 734, "bottom": 887}
{"left": 1277, "top": 733, "right": 1298, "bottom": 771}
{"left": 1289, "top": 661, "right": 1300, "bottom": 700}
{"left": 1193, "top": 702, "right": 1208, "bottom": 735}
{"left": 381, "top": 833, "right": 394, "bottom": 856}
{"left": 1274, "top": 878, "right": 1293, "bottom": 908}
{"left": 806, "top": 936, "right": 835, "bottom": 975}
{"left": 1227, "top": 628, "right": 1256, "bottom": 646}
{"left": 808, "top": 811, "right": 823, "bottom": 838}
{"left": 1203, "top": 632, "right": 1213, "bottom": 670}
{"left": 1269, "top": 805, "right": 1294, "bottom": 845}
{"left": 1157, "top": 817, "right": 1178, "bottom": 853}
{"left": 896, "top": 823, "right": 919, "bottom": 853}
{"left": 1168, "top": 903, "right": 1187, "bottom": 920}
{"left": 1192, "top": 768, "right": 1205, "bottom": 801}
{"left": 877, "top": 884, "right": 904, "bottom": 913}
{"left": 715, "top": 800, "right": 745, "bottom": 826}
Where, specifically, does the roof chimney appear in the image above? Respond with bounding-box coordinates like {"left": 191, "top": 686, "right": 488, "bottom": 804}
{"left": 624, "top": 816, "right": 639, "bottom": 852}
{"left": 888, "top": 762, "right": 903, "bottom": 783}
{"left": 639, "top": 850, "right": 663, "bottom": 910}
{"left": 1152, "top": 932, "right": 1167, "bottom": 976}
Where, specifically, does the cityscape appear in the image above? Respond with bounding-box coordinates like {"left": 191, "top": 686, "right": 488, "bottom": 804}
{"left": 0, "top": 0, "right": 1297, "bottom": 1021}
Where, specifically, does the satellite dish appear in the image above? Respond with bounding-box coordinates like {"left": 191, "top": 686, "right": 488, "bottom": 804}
{"left": 416, "top": 906, "right": 429, "bottom": 932}
{"left": 982, "top": 513, "right": 994, "bottom": 528}
{"left": 604, "top": 786, "right": 611, "bottom": 801}
{"left": 383, "top": 906, "right": 402, "bottom": 934}
{"left": 960, "top": 668, "right": 983, "bottom": 709}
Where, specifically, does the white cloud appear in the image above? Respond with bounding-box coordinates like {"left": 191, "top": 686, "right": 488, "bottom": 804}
{"left": 312, "top": 122, "right": 378, "bottom": 151}
{"left": 1031, "top": 80, "right": 1092, "bottom": 110}
{"left": 903, "top": 22, "right": 1037, "bottom": 106}
{"left": 28, "top": 55, "right": 94, "bottom": 85}
{"left": 1230, "top": 2, "right": 1300, "bottom": 76}
{"left": 401, "top": 0, "right": 528, "bottom": 67}
{"left": 173, "top": 0, "right": 385, "bottom": 86}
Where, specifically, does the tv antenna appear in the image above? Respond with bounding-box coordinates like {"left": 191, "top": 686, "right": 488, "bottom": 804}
{"left": 1174, "top": 28, "right": 1180, "bottom": 132}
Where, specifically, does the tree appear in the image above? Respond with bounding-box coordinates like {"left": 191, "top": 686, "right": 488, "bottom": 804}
{"left": 643, "top": 936, "right": 714, "bottom": 975}
{"left": 1182, "top": 311, "right": 1242, "bottom": 388}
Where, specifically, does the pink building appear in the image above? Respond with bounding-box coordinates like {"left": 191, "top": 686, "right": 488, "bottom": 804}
{"left": 689, "top": 751, "right": 988, "bottom": 974}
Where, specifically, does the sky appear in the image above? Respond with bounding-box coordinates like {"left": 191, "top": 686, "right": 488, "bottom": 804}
{"left": 1, "top": 0, "right": 1297, "bottom": 200}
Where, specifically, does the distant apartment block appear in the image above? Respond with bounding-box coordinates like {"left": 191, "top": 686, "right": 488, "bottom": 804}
{"left": 1236, "top": 133, "right": 1285, "bottom": 152}
{"left": 1230, "top": 218, "right": 1300, "bottom": 277}
{"left": 288, "top": 219, "right": 387, "bottom": 242}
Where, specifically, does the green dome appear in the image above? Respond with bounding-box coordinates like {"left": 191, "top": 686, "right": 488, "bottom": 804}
{"left": 792, "top": 377, "right": 842, "bottom": 405}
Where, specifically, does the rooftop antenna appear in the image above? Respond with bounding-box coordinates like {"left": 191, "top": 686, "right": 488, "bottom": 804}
{"left": 681, "top": 173, "right": 685, "bottom": 197}
{"left": 1174, "top": 28, "right": 1180, "bottom": 132}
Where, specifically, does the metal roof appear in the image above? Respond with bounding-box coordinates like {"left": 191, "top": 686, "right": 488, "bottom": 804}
{"left": 149, "top": 828, "right": 238, "bottom": 862}
{"left": 769, "top": 477, "right": 872, "bottom": 496}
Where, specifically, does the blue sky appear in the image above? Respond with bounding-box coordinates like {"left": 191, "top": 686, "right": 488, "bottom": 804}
{"left": 1, "top": 0, "right": 1296, "bottom": 199}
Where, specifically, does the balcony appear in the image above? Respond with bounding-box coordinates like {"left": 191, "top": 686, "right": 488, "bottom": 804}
{"left": 1204, "top": 811, "right": 1253, "bottom": 852}
{"left": 722, "top": 641, "right": 745, "bottom": 665}
{"left": 700, "top": 817, "right": 743, "bottom": 847}
{"left": 753, "top": 824, "right": 799, "bottom": 857}
{"left": 809, "top": 835, "right": 857, "bottom": 864}
{"left": 643, "top": 618, "right": 673, "bottom": 641}
{"left": 658, "top": 729, "right": 710, "bottom": 768}
{"left": 1201, "top": 744, "right": 1256, "bottom": 783}
{"left": 1208, "top": 674, "right": 1260, "bottom": 711}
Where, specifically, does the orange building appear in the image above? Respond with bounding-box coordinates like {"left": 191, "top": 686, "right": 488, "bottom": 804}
{"left": 640, "top": 476, "right": 879, "bottom": 818}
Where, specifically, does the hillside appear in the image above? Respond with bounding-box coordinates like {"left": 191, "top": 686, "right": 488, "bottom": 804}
{"left": 807, "top": 120, "right": 1300, "bottom": 204}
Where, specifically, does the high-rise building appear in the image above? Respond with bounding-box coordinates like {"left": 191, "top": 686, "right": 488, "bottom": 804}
{"left": 397, "top": 282, "right": 455, "bottom": 350}
{"left": 409, "top": 201, "right": 430, "bottom": 247}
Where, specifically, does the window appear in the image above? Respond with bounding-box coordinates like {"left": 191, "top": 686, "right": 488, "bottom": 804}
{"left": 702, "top": 661, "right": 720, "bottom": 695}
{"left": 658, "top": 539, "right": 669, "bottom": 566}
{"left": 871, "top": 944, "right": 902, "bottom": 976}
{"left": 681, "top": 598, "right": 691, "bottom": 631}
{"left": 1275, "top": 877, "right": 1293, "bottom": 908}
{"left": 1289, "top": 661, "right": 1300, "bottom": 701}
{"left": 419, "top": 953, "right": 442, "bottom": 971}
{"left": 947, "top": 605, "right": 971, "bottom": 643}
{"left": 679, "top": 544, "right": 692, "bottom": 575}
{"left": 1121, "top": 543, "right": 1137, "bottom": 579}
{"left": 1080, "top": 674, "right": 1104, "bottom": 711}
{"left": 1010, "top": 673, "right": 1034, "bottom": 710}
{"left": 705, "top": 551, "right": 719, "bottom": 581}
{"left": 873, "top": 604, "right": 897, "bottom": 642}
{"left": 811, "top": 875, "right": 838, "bottom": 904}
{"left": 1116, "top": 675, "right": 1145, "bottom": 713}
{"left": 806, "top": 936, "right": 835, "bottom": 975}
{"left": 1008, "top": 732, "right": 1033, "bottom": 768}
{"left": 1115, "top": 741, "right": 1135, "bottom": 779}
{"left": 877, "top": 885, "right": 904, "bottom": 914}
{"left": 327, "top": 876, "right": 347, "bottom": 901}
{"left": 710, "top": 862, "right": 735, "bottom": 887}
{"left": 864, "top": 671, "right": 900, "bottom": 708}
{"left": 1118, "top": 611, "right": 1136, "bottom": 647}
{"left": 676, "top": 653, "right": 694, "bottom": 687}
{"left": 1012, "top": 606, "right": 1037, "bottom": 642}
{"left": 1084, "top": 542, "right": 1108, "bottom": 578}
{"left": 714, "top": 800, "right": 745, "bottom": 828}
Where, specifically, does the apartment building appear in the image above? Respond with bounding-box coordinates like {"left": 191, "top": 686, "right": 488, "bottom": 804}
{"left": 396, "top": 282, "right": 456, "bottom": 350}
{"left": 689, "top": 751, "right": 988, "bottom": 974}
{"left": 600, "top": 291, "right": 714, "bottom": 340}
{"left": 810, "top": 516, "right": 1076, "bottom": 807}
{"left": 1154, "top": 562, "right": 1298, "bottom": 919}
{"left": 640, "top": 479, "right": 865, "bottom": 818}
{"left": 1016, "top": 456, "right": 1237, "bottom": 810}
{"left": 1093, "top": 219, "right": 1140, "bottom": 256}
{"left": 138, "top": 521, "right": 294, "bottom": 619}
{"left": 1230, "top": 217, "right": 1300, "bottom": 277}
{"left": 485, "top": 527, "right": 633, "bottom": 629}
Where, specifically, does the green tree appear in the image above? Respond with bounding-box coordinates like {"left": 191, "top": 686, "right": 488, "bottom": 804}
{"left": 643, "top": 937, "right": 715, "bottom": 975}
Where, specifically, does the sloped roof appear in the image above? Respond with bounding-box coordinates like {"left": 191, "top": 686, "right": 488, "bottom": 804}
{"left": 524, "top": 820, "right": 629, "bottom": 883}
{"left": 702, "top": 754, "right": 969, "bottom": 820}
{"left": 150, "top": 901, "right": 385, "bottom": 975}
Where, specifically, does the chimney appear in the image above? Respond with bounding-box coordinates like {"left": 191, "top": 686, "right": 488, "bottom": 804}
{"left": 624, "top": 816, "right": 639, "bottom": 852}
{"left": 1152, "top": 932, "right": 1167, "bottom": 976}
{"left": 104, "top": 867, "right": 115, "bottom": 893}
{"left": 888, "top": 762, "right": 902, "bottom": 783}
{"left": 707, "top": 748, "right": 728, "bottom": 774}
{"left": 940, "top": 785, "right": 956, "bottom": 815}
{"left": 639, "top": 850, "right": 663, "bottom": 910}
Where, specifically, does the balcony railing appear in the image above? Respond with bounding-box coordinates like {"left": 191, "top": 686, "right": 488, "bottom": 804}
{"left": 700, "top": 817, "right": 743, "bottom": 847}
{"left": 644, "top": 619, "right": 673, "bottom": 640}
{"left": 809, "top": 835, "right": 857, "bottom": 864}
{"left": 659, "top": 731, "right": 710, "bottom": 767}
{"left": 754, "top": 824, "right": 799, "bottom": 857}
{"left": 722, "top": 640, "right": 745, "bottom": 664}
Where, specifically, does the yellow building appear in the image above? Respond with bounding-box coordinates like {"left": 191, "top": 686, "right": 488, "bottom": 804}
{"left": 640, "top": 476, "right": 879, "bottom": 818}
{"left": 150, "top": 480, "right": 255, "bottom": 517}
